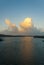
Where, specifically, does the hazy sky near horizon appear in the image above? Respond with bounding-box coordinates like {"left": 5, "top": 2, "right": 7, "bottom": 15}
{"left": 0, "top": 0, "right": 44, "bottom": 31}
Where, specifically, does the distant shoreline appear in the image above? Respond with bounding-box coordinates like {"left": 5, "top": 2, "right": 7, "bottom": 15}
{"left": 33, "top": 36, "right": 44, "bottom": 38}
{"left": 0, "top": 34, "right": 33, "bottom": 37}
{"left": 0, "top": 34, "right": 44, "bottom": 38}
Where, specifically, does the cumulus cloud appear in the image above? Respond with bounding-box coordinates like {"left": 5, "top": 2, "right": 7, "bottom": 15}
{"left": 1, "top": 17, "right": 42, "bottom": 35}
{"left": 5, "top": 18, "right": 33, "bottom": 33}
{"left": 5, "top": 19, "right": 11, "bottom": 26}
{"left": 5, "top": 19, "right": 18, "bottom": 31}
{"left": 19, "top": 18, "right": 33, "bottom": 31}
{"left": 5, "top": 19, "right": 16, "bottom": 30}
{"left": 4, "top": 19, "right": 19, "bottom": 35}
{"left": 18, "top": 18, "right": 34, "bottom": 34}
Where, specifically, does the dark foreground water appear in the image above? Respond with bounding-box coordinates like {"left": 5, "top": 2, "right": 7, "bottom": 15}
{"left": 0, "top": 37, "right": 44, "bottom": 65}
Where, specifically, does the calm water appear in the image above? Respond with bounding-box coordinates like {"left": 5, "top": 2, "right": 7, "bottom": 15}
{"left": 0, "top": 37, "right": 44, "bottom": 65}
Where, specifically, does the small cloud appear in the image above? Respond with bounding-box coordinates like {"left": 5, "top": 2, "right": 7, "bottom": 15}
{"left": 5, "top": 19, "right": 16, "bottom": 31}
{"left": 5, "top": 19, "right": 11, "bottom": 26}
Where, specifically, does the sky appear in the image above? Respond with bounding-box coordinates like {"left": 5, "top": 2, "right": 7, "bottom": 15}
{"left": 0, "top": 0, "right": 44, "bottom": 31}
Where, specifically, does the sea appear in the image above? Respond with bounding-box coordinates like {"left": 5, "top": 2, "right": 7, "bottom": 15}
{"left": 0, "top": 37, "right": 44, "bottom": 65}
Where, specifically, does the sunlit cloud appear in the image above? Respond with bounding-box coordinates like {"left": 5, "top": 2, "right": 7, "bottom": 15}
{"left": 5, "top": 18, "right": 34, "bottom": 33}
{"left": 0, "top": 17, "right": 42, "bottom": 35}
{"left": 5, "top": 19, "right": 16, "bottom": 27}
{"left": 5, "top": 19, "right": 16, "bottom": 31}
{"left": 19, "top": 18, "right": 33, "bottom": 32}
{"left": 18, "top": 27, "right": 25, "bottom": 32}
{"left": 5, "top": 19, "right": 11, "bottom": 26}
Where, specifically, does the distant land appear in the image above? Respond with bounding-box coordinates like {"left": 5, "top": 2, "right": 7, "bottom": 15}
{"left": 0, "top": 34, "right": 44, "bottom": 38}
{"left": 0, "top": 34, "right": 33, "bottom": 37}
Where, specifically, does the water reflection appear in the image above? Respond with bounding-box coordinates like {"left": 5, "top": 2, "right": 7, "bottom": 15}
{"left": 0, "top": 37, "right": 34, "bottom": 65}
{"left": 20, "top": 37, "right": 34, "bottom": 65}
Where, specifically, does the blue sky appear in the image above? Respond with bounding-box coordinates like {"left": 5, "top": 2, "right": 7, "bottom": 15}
{"left": 0, "top": 0, "right": 44, "bottom": 31}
